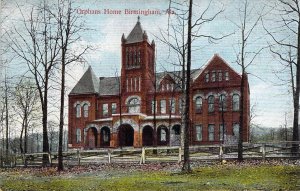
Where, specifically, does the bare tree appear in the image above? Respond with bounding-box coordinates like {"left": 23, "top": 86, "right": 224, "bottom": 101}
{"left": 8, "top": 1, "right": 61, "bottom": 166}
{"left": 13, "top": 78, "right": 39, "bottom": 164}
{"left": 228, "top": 0, "right": 265, "bottom": 161}
{"left": 263, "top": 0, "right": 300, "bottom": 154}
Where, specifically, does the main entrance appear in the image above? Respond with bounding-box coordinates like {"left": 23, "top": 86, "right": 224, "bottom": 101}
{"left": 87, "top": 127, "right": 98, "bottom": 149}
{"left": 118, "top": 124, "right": 134, "bottom": 147}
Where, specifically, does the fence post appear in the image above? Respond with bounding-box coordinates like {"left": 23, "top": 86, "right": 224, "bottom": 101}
{"left": 140, "top": 147, "right": 145, "bottom": 164}
{"left": 219, "top": 145, "right": 223, "bottom": 161}
{"left": 178, "top": 147, "right": 182, "bottom": 163}
{"left": 262, "top": 144, "right": 266, "bottom": 160}
{"left": 108, "top": 149, "right": 111, "bottom": 164}
{"left": 48, "top": 153, "right": 52, "bottom": 166}
{"left": 77, "top": 149, "right": 81, "bottom": 166}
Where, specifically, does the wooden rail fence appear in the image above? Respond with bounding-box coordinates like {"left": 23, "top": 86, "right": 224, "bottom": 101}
{"left": 2, "top": 142, "right": 300, "bottom": 167}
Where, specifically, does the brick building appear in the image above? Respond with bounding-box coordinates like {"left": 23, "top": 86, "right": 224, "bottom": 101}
{"left": 68, "top": 18, "right": 250, "bottom": 149}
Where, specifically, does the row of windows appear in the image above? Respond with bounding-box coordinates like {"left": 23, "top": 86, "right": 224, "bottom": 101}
{"left": 195, "top": 94, "right": 240, "bottom": 113}
{"left": 102, "top": 103, "right": 117, "bottom": 117}
{"left": 195, "top": 124, "right": 239, "bottom": 141}
{"left": 151, "top": 98, "right": 179, "bottom": 114}
{"left": 205, "top": 71, "right": 229, "bottom": 82}
{"left": 76, "top": 128, "right": 110, "bottom": 143}
{"left": 126, "top": 77, "right": 141, "bottom": 92}
{"left": 160, "top": 83, "right": 175, "bottom": 92}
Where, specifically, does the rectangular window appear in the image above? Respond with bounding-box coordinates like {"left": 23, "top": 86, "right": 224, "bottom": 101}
{"left": 208, "top": 124, "right": 215, "bottom": 141}
{"left": 102, "top": 103, "right": 108, "bottom": 117}
{"left": 112, "top": 103, "right": 117, "bottom": 114}
{"left": 219, "top": 124, "right": 226, "bottom": 141}
{"left": 205, "top": 73, "right": 209, "bottom": 82}
{"left": 169, "top": 98, "right": 175, "bottom": 114}
{"left": 76, "top": 128, "right": 81, "bottom": 143}
{"left": 195, "top": 125, "right": 202, "bottom": 141}
{"left": 225, "top": 71, "right": 229, "bottom": 81}
{"left": 134, "top": 77, "right": 137, "bottom": 91}
{"left": 179, "top": 99, "right": 183, "bottom": 114}
{"left": 130, "top": 78, "right": 133, "bottom": 92}
{"left": 211, "top": 71, "right": 216, "bottom": 82}
{"left": 151, "top": 100, "right": 157, "bottom": 114}
{"left": 160, "top": 99, "right": 166, "bottom": 114}
{"left": 233, "top": 123, "right": 239, "bottom": 139}
{"left": 218, "top": 71, "right": 222, "bottom": 81}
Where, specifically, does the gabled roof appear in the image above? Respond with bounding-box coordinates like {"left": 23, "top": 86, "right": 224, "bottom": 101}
{"left": 70, "top": 66, "right": 100, "bottom": 95}
{"left": 125, "top": 18, "right": 145, "bottom": 44}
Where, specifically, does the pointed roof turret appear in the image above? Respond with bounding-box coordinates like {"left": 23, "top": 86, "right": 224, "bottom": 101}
{"left": 126, "top": 16, "right": 145, "bottom": 44}
{"left": 70, "top": 66, "right": 99, "bottom": 95}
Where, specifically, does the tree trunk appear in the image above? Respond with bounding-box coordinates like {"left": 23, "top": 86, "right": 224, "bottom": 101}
{"left": 182, "top": 0, "right": 192, "bottom": 173}
{"left": 238, "top": 73, "right": 245, "bottom": 161}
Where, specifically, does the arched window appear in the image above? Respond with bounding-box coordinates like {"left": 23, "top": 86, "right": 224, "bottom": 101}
{"left": 76, "top": 104, "right": 81, "bottom": 118}
{"left": 208, "top": 95, "right": 215, "bottom": 112}
{"left": 83, "top": 104, "right": 89, "bottom": 118}
{"left": 195, "top": 96, "right": 202, "bottom": 113}
{"left": 219, "top": 94, "right": 227, "bottom": 111}
{"left": 160, "top": 128, "right": 166, "bottom": 141}
{"left": 232, "top": 94, "right": 240, "bottom": 111}
{"left": 128, "top": 98, "right": 140, "bottom": 113}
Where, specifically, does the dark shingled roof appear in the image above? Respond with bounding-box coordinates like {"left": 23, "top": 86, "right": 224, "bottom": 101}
{"left": 70, "top": 66, "right": 100, "bottom": 95}
{"left": 99, "top": 77, "right": 120, "bottom": 95}
{"left": 125, "top": 19, "right": 144, "bottom": 44}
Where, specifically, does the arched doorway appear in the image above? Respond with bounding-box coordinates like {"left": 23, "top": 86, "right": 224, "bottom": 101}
{"left": 119, "top": 124, "right": 134, "bottom": 147}
{"left": 142, "top": 126, "right": 153, "bottom": 146}
{"left": 87, "top": 127, "right": 98, "bottom": 149}
{"left": 171, "top": 125, "right": 181, "bottom": 146}
{"left": 157, "top": 126, "right": 169, "bottom": 146}
{"left": 100, "top": 126, "right": 110, "bottom": 147}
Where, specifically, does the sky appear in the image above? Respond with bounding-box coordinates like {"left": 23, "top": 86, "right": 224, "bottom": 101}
{"left": 1, "top": 0, "right": 295, "bottom": 129}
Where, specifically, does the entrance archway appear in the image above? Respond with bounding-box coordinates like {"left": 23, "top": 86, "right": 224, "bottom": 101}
{"left": 171, "top": 124, "right": 181, "bottom": 146}
{"left": 87, "top": 127, "right": 98, "bottom": 149}
{"left": 142, "top": 126, "right": 153, "bottom": 146}
{"left": 157, "top": 126, "right": 169, "bottom": 146}
{"left": 119, "top": 124, "right": 134, "bottom": 147}
{"left": 100, "top": 126, "right": 110, "bottom": 147}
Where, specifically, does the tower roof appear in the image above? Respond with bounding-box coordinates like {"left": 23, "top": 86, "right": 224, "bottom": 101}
{"left": 70, "top": 66, "right": 100, "bottom": 95}
{"left": 125, "top": 16, "right": 145, "bottom": 44}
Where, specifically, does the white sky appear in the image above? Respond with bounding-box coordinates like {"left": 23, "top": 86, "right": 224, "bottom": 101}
{"left": 1, "top": 0, "right": 295, "bottom": 129}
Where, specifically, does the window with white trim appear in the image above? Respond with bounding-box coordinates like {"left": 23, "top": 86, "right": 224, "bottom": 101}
{"left": 205, "top": 73, "right": 209, "bottom": 82}
{"left": 208, "top": 95, "right": 215, "bottom": 113}
{"left": 211, "top": 71, "right": 216, "bottom": 82}
{"left": 195, "top": 125, "right": 202, "bottom": 141}
{"left": 195, "top": 96, "right": 202, "bottom": 113}
{"left": 76, "top": 128, "right": 81, "bottom": 143}
{"left": 161, "top": 128, "right": 167, "bottom": 141}
{"left": 208, "top": 124, "right": 215, "bottom": 141}
{"left": 225, "top": 71, "right": 229, "bottom": 81}
{"left": 128, "top": 98, "right": 140, "bottom": 113}
{"left": 219, "top": 124, "right": 226, "bottom": 141}
{"left": 233, "top": 123, "right": 239, "bottom": 139}
{"left": 160, "top": 99, "right": 166, "bottom": 114}
{"left": 83, "top": 104, "right": 89, "bottom": 118}
{"left": 76, "top": 104, "right": 81, "bottom": 118}
{"left": 219, "top": 94, "right": 227, "bottom": 111}
{"left": 218, "top": 71, "right": 222, "bottom": 81}
{"left": 112, "top": 103, "right": 117, "bottom": 114}
{"left": 232, "top": 94, "right": 240, "bottom": 111}
{"left": 169, "top": 98, "right": 175, "bottom": 114}
{"left": 102, "top": 103, "right": 108, "bottom": 117}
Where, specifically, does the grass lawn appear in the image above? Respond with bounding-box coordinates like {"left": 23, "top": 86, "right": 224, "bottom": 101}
{"left": 0, "top": 162, "right": 300, "bottom": 191}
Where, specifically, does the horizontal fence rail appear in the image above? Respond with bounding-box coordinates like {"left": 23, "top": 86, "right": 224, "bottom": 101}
{"left": 2, "top": 142, "right": 300, "bottom": 167}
